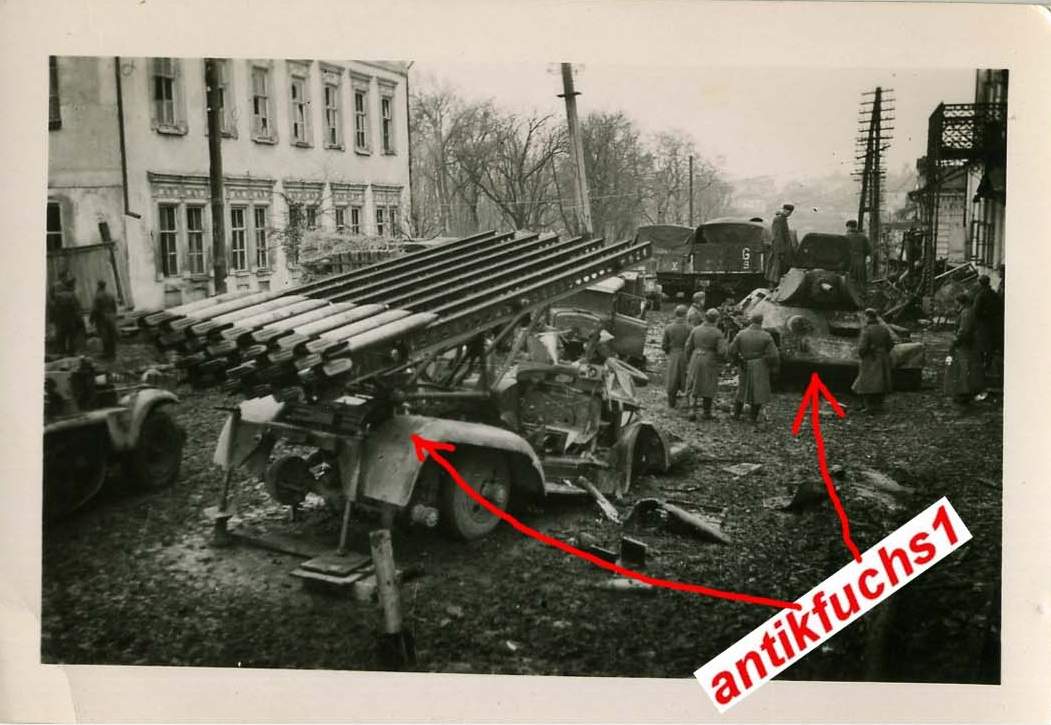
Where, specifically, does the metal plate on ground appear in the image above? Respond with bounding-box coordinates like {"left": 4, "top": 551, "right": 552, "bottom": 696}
{"left": 299, "top": 552, "right": 371, "bottom": 576}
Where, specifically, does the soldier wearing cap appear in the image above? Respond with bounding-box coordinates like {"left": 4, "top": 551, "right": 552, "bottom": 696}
{"left": 728, "top": 311, "right": 780, "bottom": 423}
{"left": 852, "top": 308, "right": 893, "bottom": 412}
{"left": 661, "top": 305, "right": 692, "bottom": 409}
{"left": 686, "top": 290, "right": 706, "bottom": 327}
{"left": 683, "top": 308, "right": 728, "bottom": 420}
{"left": 945, "top": 292, "right": 984, "bottom": 405}
{"left": 845, "top": 220, "right": 871, "bottom": 285}
{"left": 765, "top": 203, "right": 796, "bottom": 284}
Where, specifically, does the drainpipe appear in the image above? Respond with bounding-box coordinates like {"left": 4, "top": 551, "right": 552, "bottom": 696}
{"left": 404, "top": 61, "right": 414, "bottom": 237}
{"left": 114, "top": 57, "right": 137, "bottom": 219}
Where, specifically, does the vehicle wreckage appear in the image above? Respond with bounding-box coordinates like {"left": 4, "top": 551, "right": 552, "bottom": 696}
{"left": 43, "top": 355, "right": 184, "bottom": 520}
{"left": 142, "top": 231, "right": 680, "bottom": 555}
{"left": 737, "top": 232, "right": 926, "bottom": 388}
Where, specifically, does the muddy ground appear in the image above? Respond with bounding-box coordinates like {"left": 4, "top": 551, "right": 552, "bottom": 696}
{"left": 41, "top": 311, "right": 1002, "bottom": 683}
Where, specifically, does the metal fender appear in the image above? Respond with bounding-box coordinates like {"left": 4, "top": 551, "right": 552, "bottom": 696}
{"left": 356, "top": 415, "right": 546, "bottom": 508}
{"left": 213, "top": 396, "right": 283, "bottom": 472}
{"left": 891, "top": 341, "right": 926, "bottom": 370}
{"left": 604, "top": 420, "right": 671, "bottom": 497}
{"left": 111, "top": 388, "right": 180, "bottom": 451}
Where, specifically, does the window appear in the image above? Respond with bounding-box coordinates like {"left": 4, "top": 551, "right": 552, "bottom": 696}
{"left": 254, "top": 206, "right": 269, "bottom": 269}
{"left": 353, "top": 88, "right": 369, "bottom": 151}
{"left": 305, "top": 205, "right": 318, "bottom": 230}
{"left": 46, "top": 201, "right": 63, "bottom": 250}
{"left": 334, "top": 206, "right": 346, "bottom": 232}
{"left": 230, "top": 207, "right": 248, "bottom": 271}
{"left": 287, "top": 204, "right": 303, "bottom": 264}
{"left": 186, "top": 206, "right": 205, "bottom": 274}
{"left": 387, "top": 205, "right": 400, "bottom": 236}
{"left": 350, "top": 206, "right": 361, "bottom": 235}
{"left": 151, "top": 58, "right": 185, "bottom": 133}
{"left": 381, "top": 95, "right": 395, "bottom": 154}
{"left": 203, "top": 59, "right": 234, "bottom": 136}
{"left": 250, "top": 65, "right": 275, "bottom": 141}
{"left": 375, "top": 206, "right": 385, "bottom": 237}
{"left": 290, "top": 75, "right": 311, "bottom": 145}
{"left": 158, "top": 204, "right": 179, "bottom": 277}
{"left": 49, "top": 56, "right": 61, "bottom": 130}
{"left": 323, "top": 82, "right": 342, "bottom": 148}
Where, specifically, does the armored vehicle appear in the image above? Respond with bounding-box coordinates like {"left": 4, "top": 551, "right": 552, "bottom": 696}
{"left": 738, "top": 232, "right": 926, "bottom": 389}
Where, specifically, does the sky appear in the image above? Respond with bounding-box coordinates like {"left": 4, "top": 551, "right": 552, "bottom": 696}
{"left": 411, "top": 63, "right": 977, "bottom": 186}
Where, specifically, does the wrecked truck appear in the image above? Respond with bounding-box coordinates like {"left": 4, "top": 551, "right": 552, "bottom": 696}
{"left": 144, "top": 231, "right": 677, "bottom": 549}
{"left": 737, "top": 232, "right": 926, "bottom": 389}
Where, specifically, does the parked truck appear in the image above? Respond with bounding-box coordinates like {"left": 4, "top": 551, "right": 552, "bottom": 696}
{"left": 642, "top": 217, "right": 773, "bottom": 307}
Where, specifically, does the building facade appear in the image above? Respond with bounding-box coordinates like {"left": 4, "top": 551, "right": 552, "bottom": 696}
{"left": 47, "top": 56, "right": 411, "bottom": 310}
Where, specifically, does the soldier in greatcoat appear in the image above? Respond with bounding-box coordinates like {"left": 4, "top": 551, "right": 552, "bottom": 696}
{"left": 728, "top": 312, "right": 780, "bottom": 423}
{"left": 944, "top": 293, "right": 985, "bottom": 405}
{"left": 972, "top": 274, "right": 1001, "bottom": 377}
{"left": 683, "top": 308, "right": 728, "bottom": 420}
{"left": 764, "top": 203, "right": 795, "bottom": 284}
{"left": 52, "top": 276, "right": 85, "bottom": 355}
{"left": 90, "top": 280, "right": 119, "bottom": 360}
{"left": 845, "top": 220, "right": 872, "bottom": 285}
{"left": 851, "top": 308, "right": 893, "bottom": 412}
{"left": 686, "top": 291, "right": 706, "bottom": 327}
{"left": 661, "top": 305, "right": 692, "bottom": 409}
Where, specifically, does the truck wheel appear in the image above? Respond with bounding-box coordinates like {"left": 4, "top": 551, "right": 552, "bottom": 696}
{"left": 127, "top": 406, "right": 184, "bottom": 491}
{"left": 439, "top": 449, "right": 511, "bottom": 540}
{"left": 44, "top": 424, "right": 110, "bottom": 520}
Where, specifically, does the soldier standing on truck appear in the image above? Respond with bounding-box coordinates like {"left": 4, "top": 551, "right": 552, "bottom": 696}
{"left": 765, "top": 203, "right": 795, "bottom": 284}
{"left": 845, "top": 220, "right": 872, "bottom": 285}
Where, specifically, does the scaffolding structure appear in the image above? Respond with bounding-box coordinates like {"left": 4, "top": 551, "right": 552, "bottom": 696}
{"left": 911, "top": 101, "right": 1007, "bottom": 294}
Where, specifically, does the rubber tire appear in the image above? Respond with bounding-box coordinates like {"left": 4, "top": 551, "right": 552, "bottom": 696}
{"left": 43, "top": 423, "right": 110, "bottom": 520}
{"left": 438, "top": 450, "right": 511, "bottom": 541}
{"left": 126, "top": 406, "right": 184, "bottom": 491}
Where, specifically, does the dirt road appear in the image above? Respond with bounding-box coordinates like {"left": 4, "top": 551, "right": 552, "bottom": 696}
{"left": 42, "top": 319, "right": 1002, "bottom": 682}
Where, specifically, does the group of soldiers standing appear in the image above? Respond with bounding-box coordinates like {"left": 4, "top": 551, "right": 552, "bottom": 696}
{"left": 662, "top": 293, "right": 780, "bottom": 425}
{"left": 47, "top": 276, "right": 120, "bottom": 360}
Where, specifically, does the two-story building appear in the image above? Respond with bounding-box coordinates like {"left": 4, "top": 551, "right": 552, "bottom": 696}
{"left": 47, "top": 56, "right": 411, "bottom": 310}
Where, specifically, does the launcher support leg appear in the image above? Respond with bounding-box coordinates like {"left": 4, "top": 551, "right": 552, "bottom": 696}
{"left": 210, "top": 469, "right": 235, "bottom": 547}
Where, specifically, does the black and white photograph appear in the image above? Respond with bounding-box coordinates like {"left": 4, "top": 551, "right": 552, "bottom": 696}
{"left": 5, "top": 1, "right": 1050, "bottom": 722}
{"left": 40, "top": 55, "right": 1006, "bottom": 681}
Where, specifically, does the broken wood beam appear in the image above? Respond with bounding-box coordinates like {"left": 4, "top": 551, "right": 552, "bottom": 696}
{"left": 577, "top": 477, "right": 621, "bottom": 523}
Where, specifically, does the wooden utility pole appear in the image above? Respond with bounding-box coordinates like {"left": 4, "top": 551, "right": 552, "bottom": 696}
{"left": 559, "top": 63, "right": 593, "bottom": 235}
{"left": 688, "top": 155, "right": 695, "bottom": 227}
{"left": 205, "top": 59, "right": 227, "bottom": 294}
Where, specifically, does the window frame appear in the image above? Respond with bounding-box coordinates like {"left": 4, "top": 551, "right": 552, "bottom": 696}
{"left": 229, "top": 206, "right": 249, "bottom": 272}
{"left": 351, "top": 76, "right": 371, "bottom": 154}
{"left": 287, "top": 62, "right": 313, "bottom": 147}
{"left": 254, "top": 205, "right": 270, "bottom": 270}
{"left": 158, "top": 203, "right": 180, "bottom": 277}
{"left": 46, "top": 200, "right": 64, "bottom": 251}
{"left": 350, "top": 205, "right": 361, "bottom": 235}
{"left": 334, "top": 206, "right": 347, "bottom": 233}
{"left": 151, "top": 57, "right": 188, "bottom": 135}
{"left": 185, "top": 205, "right": 207, "bottom": 275}
{"left": 375, "top": 206, "right": 386, "bottom": 237}
{"left": 249, "top": 62, "right": 277, "bottom": 144}
{"left": 380, "top": 93, "right": 395, "bottom": 155}
{"left": 49, "top": 56, "right": 61, "bottom": 130}
{"left": 203, "top": 59, "right": 236, "bottom": 138}
{"left": 323, "top": 81, "right": 343, "bottom": 149}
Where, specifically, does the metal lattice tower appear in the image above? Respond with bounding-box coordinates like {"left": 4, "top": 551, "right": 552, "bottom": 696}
{"left": 852, "top": 87, "right": 894, "bottom": 275}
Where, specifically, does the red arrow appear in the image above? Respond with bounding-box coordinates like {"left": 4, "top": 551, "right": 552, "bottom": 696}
{"left": 791, "top": 372, "right": 862, "bottom": 563}
{"left": 412, "top": 433, "right": 801, "bottom": 610}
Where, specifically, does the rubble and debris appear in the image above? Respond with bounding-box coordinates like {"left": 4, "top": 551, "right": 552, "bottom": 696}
{"left": 618, "top": 537, "right": 648, "bottom": 567}
{"left": 787, "top": 478, "right": 830, "bottom": 512}
{"left": 663, "top": 503, "right": 731, "bottom": 545}
{"left": 722, "top": 462, "right": 763, "bottom": 477}
{"left": 594, "top": 577, "right": 656, "bottom": 593}
{"left": 445, "top": 604, "right": 465, "bottom": 619}
{"left": 857, "top": 468, "right": 915, "bottom": 495}
{"left": 578, "top": 543, "right": 618, "bottom": 563}
{"left": 578, "top": 477, "right": 621, "bottom": 523}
